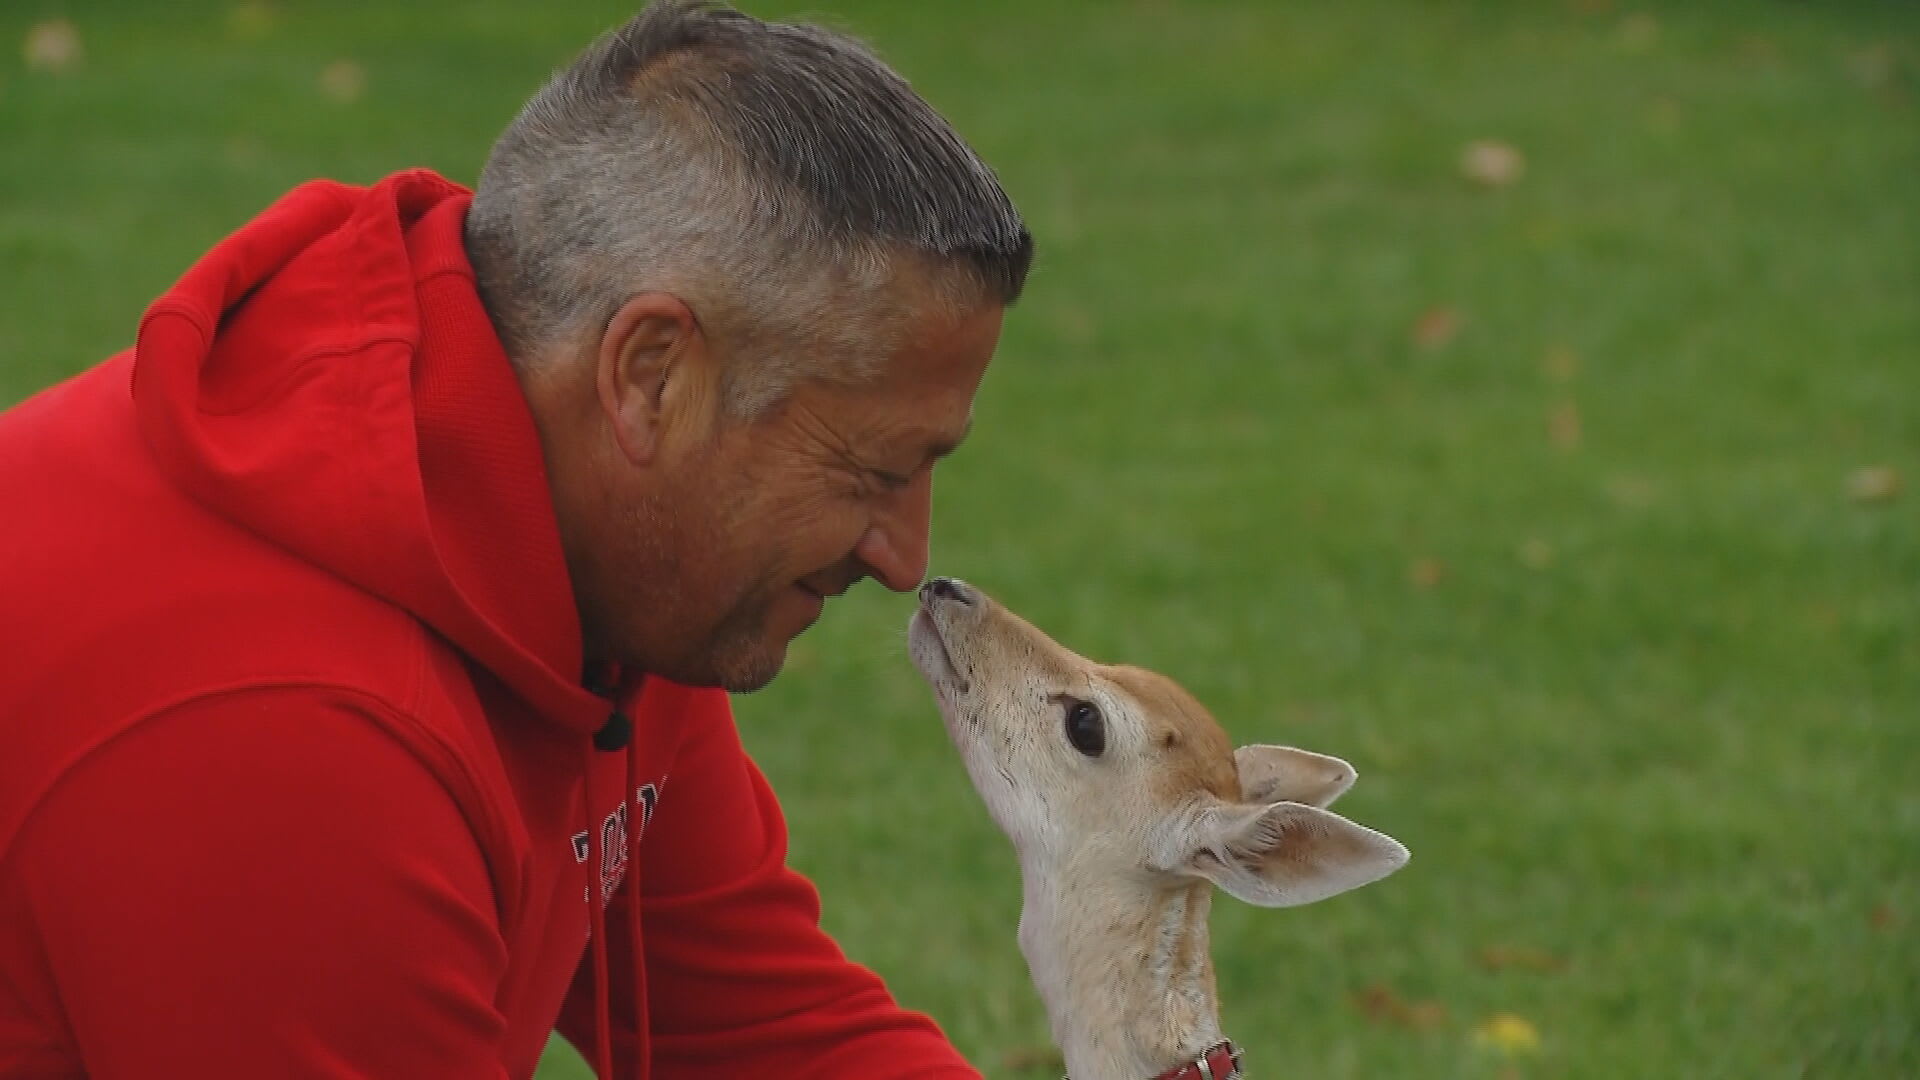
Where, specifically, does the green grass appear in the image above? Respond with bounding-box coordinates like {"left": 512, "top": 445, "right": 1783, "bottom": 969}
{"left": 5, "top": 1, "right": 1916, "bottom": 1076}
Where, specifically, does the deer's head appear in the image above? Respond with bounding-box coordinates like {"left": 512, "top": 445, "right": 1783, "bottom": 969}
{"left": 909, "top": 577, "right": 1407, "bottom": 907}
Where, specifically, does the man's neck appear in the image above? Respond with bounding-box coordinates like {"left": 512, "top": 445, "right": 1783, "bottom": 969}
{"left": 1017, "top": 856, "right": 1224, "bottom": 1079}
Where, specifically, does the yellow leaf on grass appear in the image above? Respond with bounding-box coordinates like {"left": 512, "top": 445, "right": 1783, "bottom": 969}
{"left": 1473, "top": 1013, "right": 1542, "bottom": 1055}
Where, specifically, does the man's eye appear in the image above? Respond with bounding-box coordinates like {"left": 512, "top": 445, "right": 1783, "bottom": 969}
{"left": 871, "top": 469, "right": 912, "bottom": 491}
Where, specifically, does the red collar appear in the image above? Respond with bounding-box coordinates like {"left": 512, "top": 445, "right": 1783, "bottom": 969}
{"left": 1147, "top": 1040, "right": 1245, "bottom": 1080}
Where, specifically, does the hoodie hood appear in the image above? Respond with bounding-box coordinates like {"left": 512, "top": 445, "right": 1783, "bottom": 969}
{"left": 132, "top": 169, "right": 609, "bottom": 738}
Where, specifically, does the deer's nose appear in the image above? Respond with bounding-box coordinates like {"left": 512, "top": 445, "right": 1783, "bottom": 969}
{"left": 919, "top": 577, "right": 974, "bottom": 607}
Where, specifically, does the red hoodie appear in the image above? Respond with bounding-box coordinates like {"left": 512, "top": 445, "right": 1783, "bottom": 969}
{"left": 0, "top": 170, "right": 977, "bottom": 1080}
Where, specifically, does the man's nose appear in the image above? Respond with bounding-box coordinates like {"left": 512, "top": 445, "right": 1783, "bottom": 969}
{"left": 854, "top": 469, "right": 933, "bottom": 592}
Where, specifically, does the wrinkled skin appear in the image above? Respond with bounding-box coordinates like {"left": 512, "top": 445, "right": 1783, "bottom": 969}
{"left": 523, "top": 291, "right": 1002, "bottom": 692}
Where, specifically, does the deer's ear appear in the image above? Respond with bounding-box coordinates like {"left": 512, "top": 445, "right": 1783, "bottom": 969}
{"left": 1234, "top": 745, "right": 1357, "bottom": 808}
{"left": 1181, "top": 800, "right": 1408, "bottom": 908}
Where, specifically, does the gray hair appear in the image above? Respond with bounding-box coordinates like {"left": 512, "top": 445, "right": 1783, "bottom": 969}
{"left": 466, "top": 0, "right": 1034, "bottom": 416}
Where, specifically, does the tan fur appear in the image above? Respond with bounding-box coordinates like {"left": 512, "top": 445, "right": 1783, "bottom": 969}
{"left": 909, "top": 580, "right": 1408, "bottom": 1079}
{"left": 1104, "top": 666, "right": 1241, "bottom": 804}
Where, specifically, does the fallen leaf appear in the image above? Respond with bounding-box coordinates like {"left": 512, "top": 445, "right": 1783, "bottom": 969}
{"left": 1870, "top": 904, "right": 1896, "bottom": 930}
{"left": 1618, "top": 12, "right": 1660, "bottom": 51}
{"left": 1476, "top": 945, "right": 1570, "bottom": 974}
{"left": 1352, "top": 983, "right": 1448, "bottom": 1030}
{"left": 1847, "top": 44, "right": 1896, "bottom": 89}
{"left": 1473, "top": 1013, "right": 1542, "bottom": 1055}
{"left": 228, "top": 2, "right": 276, "bottom": 40}
{"left": 23, "top": 18, "right": 82, "bottom": 73}
{"left": 1352, "top": 983, "right": 1399, "bottom": 1023}
{"left": 1411, "top": 306, "right": 1463, "bottom": 350}
{"left": 1052, "top": 303, "right": 1095, "bottom": 346}
{"left": 1647, "top": 96, "right": 1683, "bottom": 134}
{"left": 224, "top": 136, "right": 265, "bottom": 169}
{"left": 999, "top": 1045, "right": 1065, "bottom": 1071}
{"left": 1806, "top": 603, "right": 1839, "bottom": 631}
{"left": 783, "top": 640, "right": 819, "bottom": 673}
{"left": 1518, "top": 538, "right": 1555, "bottom": 569}
{"left": 1605, "top": 473, "right": 1656, "bottom": 508}
{"left": 319, "top": 58, "right": 366, "bottom": 103}
{"left": 1460, "top": 139, "right": 1526, "bottom": 187}
{"left": 1738, "top": 35, "right": 1779, "bottom": 66}
{"left": 1847, "top": 465, "right": 1900, "bottom": 503}
{"left": 1282, "top": 701, "right": 1321, "bottom": 728}
{"left": 1548, "top": 401, "right": 1582, "bottom": 450}
{"left": 1541, "top": 345, "right": 1580, "bottom": 382}
{"left": 1408, "top": 557, "right": 1445, "bottom": 590}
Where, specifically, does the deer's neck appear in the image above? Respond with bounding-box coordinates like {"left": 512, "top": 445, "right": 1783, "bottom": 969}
{"left": 1018, "top": 859, "right": 1224, "bottom": 1079}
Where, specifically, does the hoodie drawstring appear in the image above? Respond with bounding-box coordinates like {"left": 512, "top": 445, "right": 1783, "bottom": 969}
{"left": 584, "top": 701, "right": 643, "bottom": 1080}
{"left": 583, "top": 733, "right": 615, "bottom": 1079}
{"left": 624, "top": 725, "right": 650, "bottom": 1071}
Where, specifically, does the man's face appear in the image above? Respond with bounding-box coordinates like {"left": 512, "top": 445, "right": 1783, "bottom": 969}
{"left": 598, "top": 302, "right": 1003, "bottom": 692}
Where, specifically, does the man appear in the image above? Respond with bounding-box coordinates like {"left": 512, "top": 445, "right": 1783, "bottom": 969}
{"left": 0, "top": 2, "right": 1031, "bottom": 1077}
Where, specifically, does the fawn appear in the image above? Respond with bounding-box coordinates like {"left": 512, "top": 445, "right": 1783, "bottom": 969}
{"left": 908, "top": 577, "right": 1408, "bottom": 1080}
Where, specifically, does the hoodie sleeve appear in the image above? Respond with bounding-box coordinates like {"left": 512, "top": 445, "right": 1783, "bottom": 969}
{"left": 7, "top": 687, "right": 514, "bottom": 1079}
{"left": 556, "top": 684, "right": 979, "bottom": 1079}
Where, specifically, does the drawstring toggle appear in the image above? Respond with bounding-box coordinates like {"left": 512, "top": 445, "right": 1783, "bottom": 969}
{"left": 593, "top": 711, "right": 631, "bottom": 752}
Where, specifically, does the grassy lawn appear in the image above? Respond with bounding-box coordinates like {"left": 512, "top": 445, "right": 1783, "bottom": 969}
{"left": 4, "top": 1, "right": 1916, "bottom": 1077}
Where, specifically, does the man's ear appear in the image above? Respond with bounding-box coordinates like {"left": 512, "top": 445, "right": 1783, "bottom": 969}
{"left": 595, "top": 293, "right": 708, "bottom": 465}
{"left": 1235, "top": 744, "right": 1358, "bottom": 808}
{"left": 1180, "top": 799, "right": 1408, "bottom": 909}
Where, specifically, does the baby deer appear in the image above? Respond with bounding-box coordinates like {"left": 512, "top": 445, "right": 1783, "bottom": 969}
{"left": 909, "top": 578, "right": 1408, "bottom": 1080}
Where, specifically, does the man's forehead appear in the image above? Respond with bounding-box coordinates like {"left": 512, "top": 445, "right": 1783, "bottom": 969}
{"left": 848, "top": 301, "right": 997, "bottom": 455}
{"left": 887, "top": 301, "right": 1003, "bottom": 375}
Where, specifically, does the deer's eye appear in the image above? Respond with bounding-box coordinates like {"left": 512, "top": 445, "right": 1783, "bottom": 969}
{"left": 1062, "top": 700, "right": 1106, "bottom": 758}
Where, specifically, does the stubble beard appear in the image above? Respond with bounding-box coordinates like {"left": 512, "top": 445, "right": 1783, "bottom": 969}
{"left": 614, "top": 491, "right": 788, "bottom": 694}
{"left": 702, "top": 585, "right": 786, "bottom": 693}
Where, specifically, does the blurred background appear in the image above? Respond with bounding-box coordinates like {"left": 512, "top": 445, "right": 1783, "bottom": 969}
{"left": 3, "top": 1, "right": 1915, "bottom": 1076}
